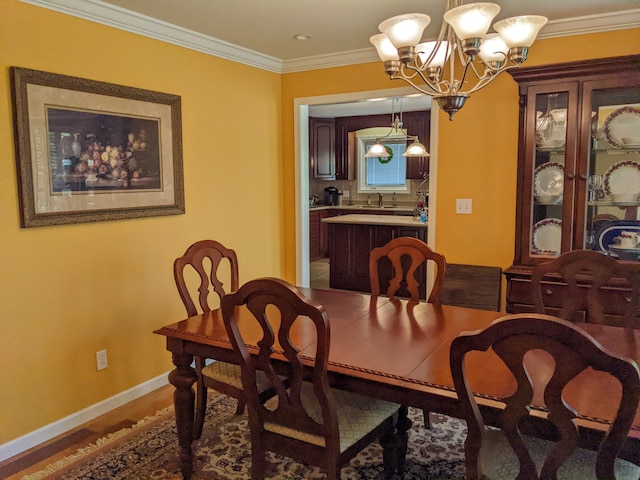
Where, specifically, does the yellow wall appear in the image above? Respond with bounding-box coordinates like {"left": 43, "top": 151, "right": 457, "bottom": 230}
{"left": 281, "top": 30, "right": 640, "bottom": 278}
{"left": 0, "top": 1, "right": 283, "bottom": 443}
{"left": 1, "top": 0, "right": 638, "bottom": 448}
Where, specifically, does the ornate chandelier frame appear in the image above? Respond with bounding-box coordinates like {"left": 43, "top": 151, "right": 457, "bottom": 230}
{"left": 371, "top": 1, "right": 547, "bottom": 120}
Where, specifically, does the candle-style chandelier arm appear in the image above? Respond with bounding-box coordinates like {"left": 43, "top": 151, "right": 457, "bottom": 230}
{"left": 394, "top": 64, "right": 444, "bottom": 96}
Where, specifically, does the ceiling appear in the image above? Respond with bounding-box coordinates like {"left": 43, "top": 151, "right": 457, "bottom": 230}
{"left": 26, "top": 0, "right": 639, "bottom": 116}
{"left": 30, "top": 1, "right": 639, "bottom": 68}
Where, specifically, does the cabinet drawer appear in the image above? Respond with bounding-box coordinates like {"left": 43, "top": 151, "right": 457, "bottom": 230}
{"left": 507, "top": 277, "right": 635, "bottom": 324}
{"left": 509, "top": 279, "right": 570, "bottom": 308}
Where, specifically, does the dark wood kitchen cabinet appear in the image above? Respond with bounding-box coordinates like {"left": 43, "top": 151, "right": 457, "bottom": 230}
{"left": 310, "top": 117, "right": 335, "bottom": 180}
{"left": 319, "top": 210, "right": 338, "bottom": 257}
{"left": 310, "top": 209, "right": 338, "bottom": 260}
{"left": 309, "top": 210, "right": 322, "bottom": 261}
{"left": 327, "top": 222, "right": 428, "bottom": 298}
{"left": 402, "top": 111, "right": 431, "bottom": 179}
{"left": 504, "top": 55, "right": 640, "bottom": 325}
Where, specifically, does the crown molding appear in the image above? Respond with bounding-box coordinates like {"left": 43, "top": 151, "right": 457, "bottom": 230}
{"left": 21, "top": 0, "right": 640, "bottom": 74}
{"left": 537, "top": 9, "right": 640, "bottom": 39}
{"left": 20, "top": 0, "right": 284, "bottom": 73}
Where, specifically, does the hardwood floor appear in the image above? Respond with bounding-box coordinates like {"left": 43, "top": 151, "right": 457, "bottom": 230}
{"left": 0, "top": 384, "right": 175, "bottom": 480}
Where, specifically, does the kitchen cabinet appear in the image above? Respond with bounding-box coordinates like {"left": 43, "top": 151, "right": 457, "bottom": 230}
{"left": 504, "top": 55, "right": 640, "bottom": 324}
{"left": 310, "top": 209, "right": 338, "bottom": 260}
{"left": 310, "top": 208, "right": 409, "bottom": 261}
{"left": 326, "top": 218, "right": 428, "bottom": 298}
{"left": 309, "top": 210, "right": 321, "bottom": 261}
{"left": 310, "top": 117, "right": 335, "bottom": 179}
{"left": 402, "top": 111, "right": 431, "bottom": 179}
{"left": 319, "top": 210, "right": 337, "bottom": 257}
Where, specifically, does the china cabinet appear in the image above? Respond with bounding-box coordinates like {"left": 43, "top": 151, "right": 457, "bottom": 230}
{"left": 505, "top": 55, "right": 640, "bottom": 324}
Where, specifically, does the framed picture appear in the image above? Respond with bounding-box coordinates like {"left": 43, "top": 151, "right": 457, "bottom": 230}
{"left": 10, "top": 67, "right": 184, "bottom": 227}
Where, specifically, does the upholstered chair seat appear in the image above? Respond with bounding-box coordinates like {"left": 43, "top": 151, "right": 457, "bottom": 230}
{"left": 479, "top": 429, "right": 640, "bottom": 480}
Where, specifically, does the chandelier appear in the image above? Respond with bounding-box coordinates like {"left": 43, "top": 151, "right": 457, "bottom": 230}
{"left": 364, "top": 98, "right": 429, "bottom": 159}
{"left": 370, "top": 1, "right": 547, "bottom": 120}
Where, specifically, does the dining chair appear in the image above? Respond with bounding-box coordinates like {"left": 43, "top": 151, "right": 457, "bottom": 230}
{"left": 221, "top": 277, "right": 402, "bottom": 480}
{"left": 369, "top": 236, "right": 446, "bottom": 303}
{"left": 369, "top": 236, "right": 446, "bottom": 429}
{"left": 450, "top": 313, "right": 640, "bottom": 480}
{"left": 531, "top": 249, "right": 640, "bottom": 327}
{"left": 174, "top": 240, "right": 276, "bottom": 439}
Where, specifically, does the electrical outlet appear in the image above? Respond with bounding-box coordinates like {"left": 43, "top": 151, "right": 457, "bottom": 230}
{"left": 96, "top": 349, "right": 108, "bottom": 370}
{"left": 456, "top": 198, "right": 472, "bottom": 214}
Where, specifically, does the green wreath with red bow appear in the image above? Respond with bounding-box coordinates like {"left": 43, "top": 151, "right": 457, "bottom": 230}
{"left": 378, "top": 146, "right": 393, "bottom": 164}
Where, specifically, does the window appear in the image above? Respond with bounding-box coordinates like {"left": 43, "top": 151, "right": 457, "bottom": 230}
{"left": 357, "top": 129, "right": 409, "bottom": 193}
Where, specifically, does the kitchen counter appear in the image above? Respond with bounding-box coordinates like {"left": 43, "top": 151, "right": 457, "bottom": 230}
{"left": 322, "top": 213, "right": 427, "bottom": 228}
{"left": 324, "top": 214, "right": 428, "bottom": 298}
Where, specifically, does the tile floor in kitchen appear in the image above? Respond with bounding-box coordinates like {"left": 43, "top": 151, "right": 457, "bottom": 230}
{"left": 310, "top": 258, "right": 329, "bottom": 289}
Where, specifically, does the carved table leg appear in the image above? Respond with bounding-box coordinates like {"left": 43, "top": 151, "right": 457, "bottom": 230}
{"left": 168, "top": 352, "right": 197, "bottom": 480}
{"left": 395, "top": 405, "right": 412, "bottom": 476}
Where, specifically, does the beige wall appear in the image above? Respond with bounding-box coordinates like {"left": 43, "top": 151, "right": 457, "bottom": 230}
{"left": 0, "top": 1, "right": 283, "bottom": 443}
{"left": 1, "top": 0, "right": 638, "bottom": 449}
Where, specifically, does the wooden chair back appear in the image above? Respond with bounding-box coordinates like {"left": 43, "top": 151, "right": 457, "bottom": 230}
{"left": 450, "top": 313, "right": 640, "bottom": 480}
{"left": 531, "top": 249, "right": 640, "bottom": 327}
{"left": 369, "top": 236, "right": 446, "bottom": 303}
{"left": 173, "top": 240, "right": 246, "bottom": 434}
{"left": 173, "top": 239, "right": 239, "bottom": 316}
{"left": 221, "top": 277, "right": 338, "bottom": 451}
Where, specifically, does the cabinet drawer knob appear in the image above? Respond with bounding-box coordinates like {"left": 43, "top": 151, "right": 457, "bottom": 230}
{"left": 545, "top": 288, "right": 553, "bottom": 296}
{"left": 625, "top": 296, "right": 632, "bottom": 303}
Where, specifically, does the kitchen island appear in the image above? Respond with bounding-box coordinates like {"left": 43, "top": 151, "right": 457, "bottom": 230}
{"left": 322, "top": 214, "right": 429, "bottom": 298}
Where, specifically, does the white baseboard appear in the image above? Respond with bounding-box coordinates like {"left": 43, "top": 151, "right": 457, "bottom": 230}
{"left": 0, "top": 372, "right": 170, "bottom": 463}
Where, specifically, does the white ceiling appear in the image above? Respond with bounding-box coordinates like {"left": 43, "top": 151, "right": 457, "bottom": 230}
{"left": 24, "top": 0, "right": 640, "bottom": 116}
{"left": 26, "top": 0, "right": 640, "bottom": 71}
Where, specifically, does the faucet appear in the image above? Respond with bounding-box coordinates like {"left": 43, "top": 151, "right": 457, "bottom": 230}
{"left": 378, "top": 192, "right": 384, "bottom": 207}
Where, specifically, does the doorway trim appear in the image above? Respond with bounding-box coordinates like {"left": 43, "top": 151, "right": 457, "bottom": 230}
{"left": 294, "top": 87, "right": 439, "bottom": 288}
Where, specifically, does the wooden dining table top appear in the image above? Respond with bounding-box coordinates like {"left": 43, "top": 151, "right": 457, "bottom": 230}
{"left": 155, "top": 287, "right": 640, "bottom": 442}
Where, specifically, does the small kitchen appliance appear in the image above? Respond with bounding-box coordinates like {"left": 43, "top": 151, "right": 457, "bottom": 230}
{"left": 324, "top": 186, "right": 339, "bottom": 206}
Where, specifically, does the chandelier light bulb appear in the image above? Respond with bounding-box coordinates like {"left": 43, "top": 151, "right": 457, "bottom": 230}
{"left": 370, "top": 34, "right": 399, "bottom": 62}
{"left": 478, "top": 33, "right": 509, "bottom": 63}
{"left": 493, "top": 15, "right": 548, "bottom": 48}
{"left": 443, "top": 2, "right": 500, "bottom": 40}
{"left": 416, "top": 41, "right": 451, "bottom": 67}
{"left": 378, "top": 14, "right": 431, "bottom": 48}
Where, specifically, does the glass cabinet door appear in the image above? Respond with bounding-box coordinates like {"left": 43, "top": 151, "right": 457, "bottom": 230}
{"left": 582, "top": 80, "right": 640, "bottom": 261}
{"left": 524, "top": 83, "right": 579, "bottom": 261}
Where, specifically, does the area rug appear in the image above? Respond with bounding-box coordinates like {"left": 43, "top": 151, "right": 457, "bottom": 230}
{"left": 23, "top": 393, "right": 468, "bottom": 480}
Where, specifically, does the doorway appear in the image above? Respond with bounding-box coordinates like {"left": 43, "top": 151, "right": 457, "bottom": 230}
{"left": 294, "top": 87, "right": 440, "bottom": 288}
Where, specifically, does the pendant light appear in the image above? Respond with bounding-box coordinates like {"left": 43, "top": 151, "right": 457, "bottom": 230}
{"left": 364, "top": 98, "right": 429, "bottom": 158}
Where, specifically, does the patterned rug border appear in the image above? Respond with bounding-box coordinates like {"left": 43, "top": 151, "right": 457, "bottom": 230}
{"left": 22, "top": 406, "right": 175, "bottom": 480}
{"left": 21, "top": 393, "right": 468, "bottom": 480}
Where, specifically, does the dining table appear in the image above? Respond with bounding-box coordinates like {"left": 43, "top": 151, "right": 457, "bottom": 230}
{"left": 154, "top": 286, "right": 640, "bottom": 479}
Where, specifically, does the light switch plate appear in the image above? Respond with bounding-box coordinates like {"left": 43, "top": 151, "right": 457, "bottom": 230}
{"left": 456, "top": 198, "right": 472, "bottom": 214}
